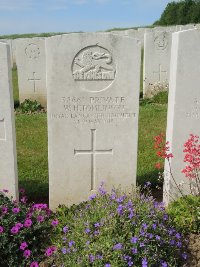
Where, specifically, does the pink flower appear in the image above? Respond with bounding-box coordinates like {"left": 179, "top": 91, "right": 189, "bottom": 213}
{"left": 0, "top": 226, "right": 4, "bottom": 233}
{"left": 24, "top": 219, "right": 32, "bottom": 228}
{"left": 37, "top": 215, "right": 44, "bottom": 222}
{"left": 2, "top": 206, "right": 8, "bottom": 214}
{"left": 12, "top": 207, "right": 20, "bottom": 213}
{"left": 15, "top": 223, "right": 23, "bottom": 229}
{"left": 32, "top": 203, "right": 48, "bottom": 210}
{"left": 20, "top": 196, "right": 27, "bottom": 204}
{"left": 30, "top": 262, "right": 39, "bottom": 267}
{"left": 23, "top": 249, "right": 31, "bottom": 258}
{"left": 2, "top": 189, "right": 9, "bottom": 193}
{"left": 20, "top": 242, "right": 28, "bottom": 250}
{"left": 45, "top": 246, "right": 57, "bottom": 257}
{"left": 51, "top": 220, "right": 59, "bottom": 227}
{"left": 11, "top": 226, "right": 19, "bottom": 234}
{"left": 19, "top": 188, "right": 25, "bottom": 194}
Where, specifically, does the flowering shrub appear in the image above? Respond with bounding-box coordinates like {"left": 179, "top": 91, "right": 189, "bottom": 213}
{"left": 51, "top": 184, "right": 188, "bottom": 266}
{"left": 0, "top": 189, "right": 54, "bottom": 266}
{"left": 154, "top": 133, "right": 200, "bottom": 197}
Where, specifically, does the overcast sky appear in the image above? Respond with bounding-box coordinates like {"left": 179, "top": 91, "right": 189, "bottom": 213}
{"left": 0, "top": 0, "right": 173, "bottom": 35}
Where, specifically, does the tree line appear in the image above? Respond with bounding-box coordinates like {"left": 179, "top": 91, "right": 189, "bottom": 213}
{"left": 154, "top": 0, "right": 200, "bottom": 25}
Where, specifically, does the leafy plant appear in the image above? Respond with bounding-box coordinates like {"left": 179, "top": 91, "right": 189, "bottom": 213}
{"left": 0, "top": 189, "right": 54, "bottom": 266}
{"left": 50, "top": 184, "right": 188, "bottom": 266}
{"left": 167, "top": 195, "right": 200, "bottom": 234}
{"left": 18, "top": 99, "right": 43, "bottom": 114}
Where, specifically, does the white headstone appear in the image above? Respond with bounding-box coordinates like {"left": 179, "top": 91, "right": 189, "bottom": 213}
{"left": 46, "top": 33, "right": 141, "bottom": 209}
{"left": 164, "top": 29, "right": 200, "bottom": 204}
{"left": 16, "top": 38, "right": 47, "bottom": 107}
{"left": 0, "top": 42, "right": 18, "bottom": 199}
{"left": 143, "top": 31, "right": 172, "bottom": 98}
{"left": 0, "top": 39, "right": 13, "bottom": 67}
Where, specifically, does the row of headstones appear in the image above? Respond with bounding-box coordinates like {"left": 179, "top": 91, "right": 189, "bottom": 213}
{"left": 1, "top": 29, "right": 199, "bottom": 209}
{"left": 1, "top": 23, "right": 200, "bottom": 108}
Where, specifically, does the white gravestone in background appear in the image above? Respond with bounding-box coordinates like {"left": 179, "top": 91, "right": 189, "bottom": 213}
{"left": 0, "top": 39, "right": 13, "bottom": 67}
{"left": 46, "top": 33, "right": 141, "bottom": 209}
{"left": 164, "top": 29, "right": 200, "bottom": 204}
{"left": 143, "top": 31, "right": 172, "bottom": 98}
{"left": 0, "top": 42, "right": 18, "bottom": 199}
{"left": 16, "top": 38, "right": 47, "bottom": 107}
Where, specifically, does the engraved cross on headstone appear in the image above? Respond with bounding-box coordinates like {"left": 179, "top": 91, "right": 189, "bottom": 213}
{"left": 153, "top": 64, "right": 167, "bottom": 82}
{"left": 28, "top": 71, "right": 41, "bottom": 93}
{"left": 74, "top": 129, "right": 113, "bottom": 190}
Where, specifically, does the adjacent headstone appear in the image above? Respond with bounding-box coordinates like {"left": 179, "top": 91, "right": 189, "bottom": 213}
{"left": 0, "top": 42, "right": 18, "bottom": 199}
{"left": 164, "top": 29, "right": 200, "bottom": 204}
{"left": 16, "top": 38, "right": 47, "bottom": 107}
{"left": 46, "top": 33, "right": 141, "bottom": 209}
{"left": 0, "top": 39, "right": 13, "bottom": 67}
{"left": 143, "top": 31, "right": 172, "bottom": 98}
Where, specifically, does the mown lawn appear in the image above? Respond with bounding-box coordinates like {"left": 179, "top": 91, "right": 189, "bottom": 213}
{"left": 12, "top": 69, "right": 167, "bottom": 203}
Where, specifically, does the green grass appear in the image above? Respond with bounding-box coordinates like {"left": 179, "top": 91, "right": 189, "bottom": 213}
{"left": 12, "top": 67, "right": 19, "bottom": 107}
{"left": 12, "top": 68, "right": 167, "bottom": 203}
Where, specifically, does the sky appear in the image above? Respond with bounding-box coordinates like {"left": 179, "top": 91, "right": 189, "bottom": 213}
{"left": 0, "top": 0, "right": 174, "bottom": 35}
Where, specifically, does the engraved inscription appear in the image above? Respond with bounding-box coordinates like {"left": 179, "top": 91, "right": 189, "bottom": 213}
{"left": 186, "top": 98, "right": 200, "bottom": 119}
{"left": 28, "top": 72, "right": 41, "bottom": 93}
{"left": 153, "top": 64, "right": 167, "bottom": 82}
{"left": 74, "top": 129, "right": 113, "bottom": 190}
{"left": 72, "top": 45, "right": 116, "bottom": 92}
{"left": 0, "top": 118, "right": 6, "bottom": 141}
{"left": 154, "top": 33, "right": 168, "bottom": 50}
{"left": 50, "top": 96, "right": 137, "bottom": 125}
{"left": 25, "top": 44, "right": 41, "bottom": 59}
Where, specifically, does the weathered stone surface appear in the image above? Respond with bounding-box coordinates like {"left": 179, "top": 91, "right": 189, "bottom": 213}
{"left": 143, "top": 31, "right": 172, "bottom": 98}
{"left": 164, "top": 29, "right": 200, "bottom": 204}
{"left": 0, "top": 42, "right": 18, "bottom": 199}
{"left": 16, "top": 37, "right": 47, "bottom": 106}
{"left": 46, "top": 33, "right": 141, "bottom": 209}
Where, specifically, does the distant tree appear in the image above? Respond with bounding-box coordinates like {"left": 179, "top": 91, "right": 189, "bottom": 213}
{"left": 154, "top": 0, "right": 200, "bottom": 25}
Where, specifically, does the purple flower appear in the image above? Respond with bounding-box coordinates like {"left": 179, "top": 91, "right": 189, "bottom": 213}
{"left": 182, "top": 252, "right": 188, "bottom": 260}
{"left": 94, "top": 222, "right": 100, "bottom": 228}
{"left": 142, "top": 257, "right": 148, "bottom": 267}
{"left": 30, "top": 262, "right": 39, "bottom": 267}
{"left": 152, "top": 223, "right": 157, "bottom": 230}
{"left": 113, "top": 243, "right": 123, "bottom": 250}
{"left": 63, "top": 226, "right": 69, "bottom": 233}
{"left": 175, "top": 233, "right": 181, "bottom": 239}
{"left": 0, "top": 226, "right": 4, "bottom": 233}
{"left": 24, "top": 219, "right": 32, "bottom": 228}
{"left": 117, "top": 204, "right": 123, "bottom": 215}
{"left": 85, "top": 228, "right": 90, "bottom": 234}
{"left": 161, "top": 262, "right": 168, "bottom": 267}
{"left": 32, "top": 203, "right": 48, "bottom": 210}
{"left": 131, "top": 248, "right": 137, "bottom": 254}
{"left": 23, "top": 249, "right": 31, "bottom": 258}
{"left": 163, "top": 214, "right": 169, "bottom": 221}
{"left": 12, "top": 207, "right": 20, "bottom": 213}
{"left": 142, "top": 223, "right": 148, "bottom": 229}
{"left": 20, "top": 242, "right": 28, "bottom": 250}
{"left": 89, "top": 194, "right": 96, "bottom": 200}
{"left": 105, "top": 264, "right": 111, "bottom": 267}
{"left": 156, "top": 235, "right": 161, "bottom": 241}
{"left": 131, "top": 236, "right": 138, "bottom": 244}
{"left": 37, "top": 215, "right": 44, "bottom": 222}
{"left": 86, "top": 241, "right": 90, "bottom": 246}
{"left": 89, "top": 254, "right": 95, "bottom": 263}
{"left": 61, "top": 247, "right": 67, "bottom": 254}
{"left": 2, "top": 206, "right": 8, "bottom": 214}
{"left": 140, "top": 243, "right": 145, "bottom": 247}
{"left": 11, "top": 226, "right": 19, "bottom": 234}
{"left": 51, "top": 220, "right": 59, "bottom": 227}
{"left": 69, "top": 240, "right": 75, "bottom": 247}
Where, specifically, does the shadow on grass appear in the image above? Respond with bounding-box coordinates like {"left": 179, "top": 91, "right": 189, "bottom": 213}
{"left": 19, "top": 180, "right": 49, "bottom": 204}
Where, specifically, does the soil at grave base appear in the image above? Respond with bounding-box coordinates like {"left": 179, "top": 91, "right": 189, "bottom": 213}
{"left": 185, "top": 233, "right": 200, "bottom": 267}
